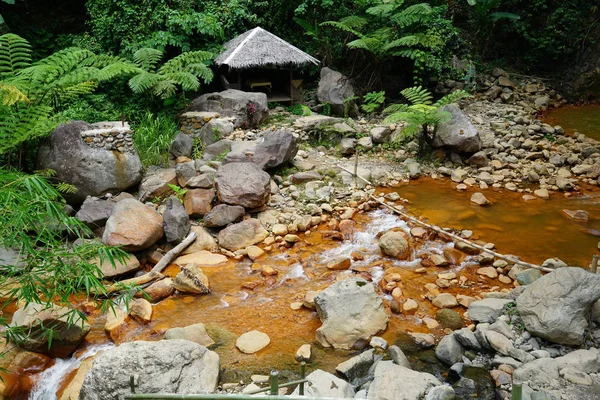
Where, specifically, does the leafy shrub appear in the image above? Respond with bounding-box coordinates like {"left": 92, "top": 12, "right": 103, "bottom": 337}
{"left": 287, "top": 104, "right": 312, "bottom": 116}
{"left": 361, "top": 91, "right": 385, "bottom": 114}
{"left": 133, "top": 112, "right": 179, "bottom": 168}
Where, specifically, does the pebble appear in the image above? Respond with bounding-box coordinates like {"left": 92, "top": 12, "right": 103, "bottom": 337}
{"left": 477, "top": 266, "right": 499, "bottom": 279}
{"left": 403, "top": 299, "right": 419, "bottom": 312}
{"left": 236, "top": 330, "right": 271, "bottom": 354}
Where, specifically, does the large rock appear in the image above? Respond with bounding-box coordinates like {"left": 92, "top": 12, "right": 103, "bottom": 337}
{"left": 164, "top": 323, "right": 215, "bottom": 347}
{"left": 517, "top": 267, "right": 600, "bottom": 345}
{"left": 91, "top": 253, "right": 140, "bottom": 278}
{"left": 432, "top": 104, "right": 482, "bottom": 153}
{"left": 217, "top": 219, "right": 268, "bottom": 251}
{"left": 80, "top": 340, "right": 219, "bottom": 399}
{"left": 317, "top": 68, "right": 357, "bottom": 117}
{"left": 163, "top": 197, "right": 190, "bottom": 243}
{"left": 138, "top": 168, "right": 177, "bottom": 202}
{"left": 379, "top": 230, "right": 410, "bottom": 259}
{"left": 315, "top": 277, "right": 388, "bottom": 349}
{"left": 467, "top": 298, "right": 512, "bottom": 323}
{"left": 215, "top": 163, "right": 271, "bottom": 209}
{"left": 203, "top": 204, "right": 245, "bottom": 228}
{"left": 102, "top": 199, "right": 164, "bottom": 251}
{"left": 170, "top": 132, "right": 193, "bottom": 159}
{"left": 367, "top": 361, "right": 442, "bottom": 400}
{"left": 198, "top": 118, "right": 234, "bottom": 146}
{"left": 435, "top": 333, "right": 464, "bottom": 365}
{"left": 181, "top": 226, "right": 217, "bottom": 254}
{"left": 37, "top": 121, "right": 142, "bottom": 203}
{"left": 75, "top": 197, "right": 115, "bottom": 229}
{"left": 291, "top": 370, "right": 354, "bottom": 398}
{"left": 187, "top": 89, "right": 268, "bottom": 128}
{"left": 10, "top": 303, "right": 90, "bottom": 358}
{"left": 251, "top": 129, "right": 299, "bottom": 170}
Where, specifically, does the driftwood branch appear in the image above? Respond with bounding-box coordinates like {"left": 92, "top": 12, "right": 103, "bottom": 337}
{"left": 101, "top": 271, "right": 163, "bottom": 295}
{"left": 99, "top": 231, "right": 198, "bottom": 295}
{"left": 336, "top": 164, "right": 554, "bottom": 273}
{"left": 151, "top": 231, "right": 197, "bottom": 273}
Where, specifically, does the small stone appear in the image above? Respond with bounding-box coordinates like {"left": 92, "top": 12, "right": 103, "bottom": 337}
{"left": 236, "top": 330, "right": 270, "bottom": 354}
{"left": 327, "top": 256, "right": 351, "bottom": 270}
{"left": 246, "top": 245, "right": 265, "bottom": 260}
{"left": 260, "top": 265, "right": 278, "bottom": 276}
{"left": 284, "top": 234, "right": 300, "bottom": 243}
{"left": 423, "top": 317, "right": 439, "bottom": 329}
{"left": 295, "top": 344, "right": 312, "bottom": 362}
{"left": 498, "top": 274, "right": 512, "bottom": 284}
{"left": 403, "top": 299, "right": 419, "bottom": 313}
{"left": 471, "top": 192, "right": 490, "bottom": 206}
{"left": 534, "top": 188, "right": 550, "bottom": 199}
{"left": 369, "top": 337, "right": 388, "bottom": 350}
{"left": 129, "top": 298, "right": 152, "bottom": 324}
{"left": 408, "top": 333, "right": 435, "bottom": 349}
{"left": 457, "top": 295, "right": 476, "bottom": 308}
{"left": 562, "top": 209, "right": 589, "bottom": 222}
{"left": 290, "top": 302, "right": 303, "bottom": 310}
{"left": 477, "top": 266, "right": 498, "bottom": 279}
{"left": 432, "top": 293, "right": 458, "bottom": 308}
{"left": 303, "top": 291, "right": 319, "bottom": 309}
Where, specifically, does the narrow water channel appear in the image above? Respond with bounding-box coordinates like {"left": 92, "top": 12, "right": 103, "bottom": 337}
{"left": 544, "top": 104, "right": 600, "bottom": 139}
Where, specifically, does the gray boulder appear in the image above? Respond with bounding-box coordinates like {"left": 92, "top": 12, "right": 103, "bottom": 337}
{"left": 37, "top": 121, "right": 142, "bottom": 203}
{"left": 203, "top": 204, "right": 245, "bottom": 228}
{"left": 517, "top": 267, "right": 600, "bottom": 345}
{"left": 217, "top": 219, "right": 268, "bottom": 251}
{"left": 138, "top": 168, "right": 177, "bottom": 202}
{"left": 187, "top": 89, "right": 268, "bottom": 128}
{"left": 291, "top": 370, "right": 354, "bottom": 398}
{"left": 198, "top": 118, "right": 234, "bottom": 146}
{"left": 317, "top": 67, "right": 357, "bottom": 117}
{"left": 163, "top": 197, "right": 190, "bottom": 243}
{"left": 80, "top": 340, "right": 219, "bottom": 400}
{"left": 467, "top": 298, "right": 512, "bottom": 323}
{"left": 432, "top": 104, "right": 482, "bottom": 153}
{"left": 251, "top": 129, "right": 299, "bottom": 170}
{"left": 215, "top": 162, "right": 271, "bottom": 209}
{"left": 367, "top": 361, "right": 442, "bottom": 400}
{"left": 315, "top": 277, "right": 388, "bottom": 349}
{"left": 435, "top": 334, "right": 465, "bottom": 366}
{"left": 335, "top": 349, "right": 376, "bottom": 386}
{"left": 170, "top": 132, "right": 193, "bottom": 159}
{"left": 10, "top": 302, "right": 89, "bottom": 358}
{"left": 75, "top": 197, "right": 115, "bottom": 229}
{"left": 203, "top": 139, "right": 232, "bottom": 161}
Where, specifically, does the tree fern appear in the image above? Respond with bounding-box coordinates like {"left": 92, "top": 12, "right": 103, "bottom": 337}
{"left": 133, "top": 48, "right": 163, "bottom": 71}
{"left": 0, "top": 105, "right": 56, "bottom": 154}
{"left": 0, "top": 33, "right": 32, "bottom": 76}
{"left": 0, "top": 82, "right": 28, "bottom": 106}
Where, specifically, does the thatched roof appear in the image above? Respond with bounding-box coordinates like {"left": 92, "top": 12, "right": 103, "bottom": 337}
{"left": 215, "top": 27, "right": 319, "bottom": 70}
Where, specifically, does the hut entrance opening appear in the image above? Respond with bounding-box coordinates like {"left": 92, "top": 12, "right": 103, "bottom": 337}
{"left": 220, "top": 67, "right": 296, "bottom": 104}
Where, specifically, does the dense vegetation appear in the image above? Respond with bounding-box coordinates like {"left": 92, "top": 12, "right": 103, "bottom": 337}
{"left": 0, "top": 0, "right": 597, "bottom": 342}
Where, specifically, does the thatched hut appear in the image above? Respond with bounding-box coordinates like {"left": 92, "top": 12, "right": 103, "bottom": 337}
{"left": 214, "top": 27, "right": 319, "bottom": 103}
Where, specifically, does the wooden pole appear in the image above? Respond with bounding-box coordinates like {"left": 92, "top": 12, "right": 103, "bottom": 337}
{"left": 336, "top": 164, "right": 553, "bottom": 273}
{"left": 151, "top": 231, "right": 197, "bottom": 273}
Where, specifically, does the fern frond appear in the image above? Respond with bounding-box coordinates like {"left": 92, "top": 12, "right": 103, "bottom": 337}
{"left": 161, "top": 72, "right": 200, "bottom": 92}
{"left": 133, "top": 48, "right": 163, "bottom": 71}
{"left": 0, "top": 82, "right": 29, "bottom": 106}
{"left": 0, "top": 33, "right": 32, "bottom": 76}
{"left": 321, "top": 19, "right": 364, "bottom": 37}
{"left": 383, "top": 103, "right": 410, "bottom": 114}
{"left": 366, "top": 3, "right": 396, "bottom": 17}
{"left": 433, "top": 90, "right": 471, "bottom": 108}
{"left": 392, "top": 3, "right": 432, "bottom": 28}
{"left": 128, "top": 72, "right": 163, "bottom": 94}
{"left": 158, "top": 51, "right": 213, "bottom": 75}
{"left": 51, "top": 67, "right": 101, "bottom": 87}
{"left": 55, "top": 182, "right": 78, "bottom": 195}
{"left": 152, "top": 79, "right": 177, "bottom": 99}
{"left": 97, "top": 62, "right": 142, "bottom": 81}
{"left": 33, "top": 169, "right": 57, "bottom": 178}
{"left": 0, "top": 105, "right": 57, "bottom": 154}
{"left": 401, "top": 86, "right": 433, "bottom": 106}
{"left": 51, "top": 81, "right": 98, "bottom": 104}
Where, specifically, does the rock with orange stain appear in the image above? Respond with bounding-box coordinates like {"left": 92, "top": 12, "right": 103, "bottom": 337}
{"left": 104, "top": 308, "right": 128, "bottom": 344}
{"left": 379, "top": 230, "right": 411, "bottom": 260}
{"left": 218, "top": 219, "right": 269, "bottom": 251}
{"left": 432, "top": 293, "right": 458, "bottom": 308}
{"left": 181, "top": 226, "right": 217, "bottom": 254}
{"left": 58, "top": 356, "right": 95, "bottom": 400}
{"left": 260, "top": 265, "right": 278, "bottom": 276}
{"left": 457, "top": 294, "right": 477, "bottom": 308}
{"left": 403, "top": 299, "right": 419, "bottom": 313}
{"left": 173, "top": 264, "right": 210, "bottom": 294}
{"left": 246, "top": 245, "right": 265, "bottom": 260}
{"left": 136, "top": 278, "right": 175, "bottom": 302}
{"left": 129, "top": 299, "right": 153, "bottom": 324}
{"left": 183, "top": 189, "right": 215, "bottom": 217}
{"left": 102, "top": 199, "right": 164, "bottom": 252}
{"left": 477, "top": 266, "right": 499, "bottom": 279}
{"left": 443, "top": 248, "right": 465, "bottom": 265}
{"left": 326, "top": 256, "right": 351, "bottom": 270}
{"left": 175, "top": 250, "right": 227, "bottom": 267}
{"left": 12, "top": 351, "right": 52, "bottom": 373}
{"left": 339, "top": 219, "right": 355, "bottom": 239}
{"left": 241, "top": 281, "right": 262, "bottom": 290}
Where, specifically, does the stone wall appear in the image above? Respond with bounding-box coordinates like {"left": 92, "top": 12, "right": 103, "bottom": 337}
{"left": 80, "top": 122, "right": 135, "bottom": 153}
{"left": 179, "top": 112, "right": 221, "bottom": 136}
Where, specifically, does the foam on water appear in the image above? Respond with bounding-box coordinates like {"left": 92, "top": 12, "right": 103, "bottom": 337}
{"left": 29, "top": 343, "right": 114, "bottom": 400}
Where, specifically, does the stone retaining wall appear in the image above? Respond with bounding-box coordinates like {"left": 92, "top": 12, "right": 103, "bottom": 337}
{"left": 80, "top": 122, "right": 135, "bottom": 154}
{"left": 179, "top": 112, "right": 220, "bottom": 136}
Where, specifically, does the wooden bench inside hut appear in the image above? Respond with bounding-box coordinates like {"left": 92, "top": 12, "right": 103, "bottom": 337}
{"left": 215, "top": 27, "right": 319, "bottom": 103}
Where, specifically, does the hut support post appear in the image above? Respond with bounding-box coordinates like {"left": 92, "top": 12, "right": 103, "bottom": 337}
{"left": 289, "top": 68, "right": 293, "bottom": 100}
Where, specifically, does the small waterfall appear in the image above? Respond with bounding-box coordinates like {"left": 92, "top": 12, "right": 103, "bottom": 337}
{"left": 29, "top": 343, "right": 114, "bottom": 400}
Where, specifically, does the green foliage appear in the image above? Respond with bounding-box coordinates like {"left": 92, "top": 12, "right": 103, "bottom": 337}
{"left": 128, "top": 48, "right": 214, "bottom": 99}
{"left": 383, "top": 86, "right": 470, "bottom": 155}
{"left": 287, "top": 104, "right": 312, "bottom": 116}
{"left": 0, "top": 169, "right": 133, "bottom": 343}
{"left": 132, "top": 112, "right": 179, "bottom": 168}
{"left": 323, "top": 1, "right": 461, "bottom": 88}
{"left": 321, "top": 102, "right": 331, "bottom": 116}
{"left": 361, "top": 91, "right": 385, "bottom": 114}
{"left": 167, "top": 183, "right": 188, "bottom": 202}
{"left": 0, "top": 34, "right": 139, "bottom": 160}
{"left": 465, "top": 0, "right": 520, "bottom": 57}
{"left": 86, "top": 0, "right": 257, "bottom": 55}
